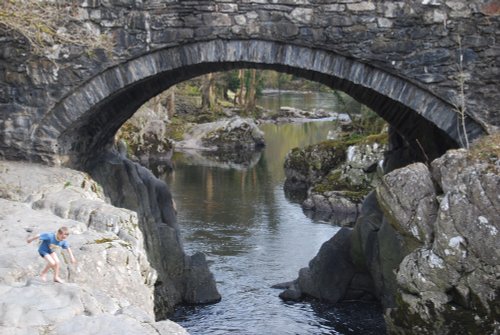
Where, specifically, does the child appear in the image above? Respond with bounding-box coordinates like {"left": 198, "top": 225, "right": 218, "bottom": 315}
{"left": 27, "top": 226, "right": 77, "bottom": 283}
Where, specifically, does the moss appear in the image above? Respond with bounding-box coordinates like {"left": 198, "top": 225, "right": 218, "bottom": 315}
{"left": 342, "top": 190, "right": 370, "bottom": 202}
{"left": 312, "top": 170, "right": 343, "bottom": 193}
{"left": 388, "top": 289, "right": 499, "bottom": 335}
{"left": 94, "top": 238, "right": 116, "bottom": 244}
{"left": 165, "top": 118, "right": 187, "bottom": 141}
{"left": 312, "top": 169, "right": 371, "bottom": 201}
{"left": 363, "top": 132, "right": 389, "bottom": 145}
{"left": 387, "top": 293, "right": 434, "bottom": 333}
{"left": 469, "top": 132, "right": 500, "bottom": 163}
{"left": 284, "top": 148, "right": 310, "bottom": 173}
{"left": 178, "top": 83, "right": 201, "bottom": 96}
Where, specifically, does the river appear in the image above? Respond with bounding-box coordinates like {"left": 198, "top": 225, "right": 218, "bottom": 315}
{"left": 154, "top": 92, "right": 386, "bottom": 334}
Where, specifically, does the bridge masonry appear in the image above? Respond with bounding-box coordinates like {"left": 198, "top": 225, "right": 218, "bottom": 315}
{"left": 0, "top": 0, "right": 499, "bottom": 164}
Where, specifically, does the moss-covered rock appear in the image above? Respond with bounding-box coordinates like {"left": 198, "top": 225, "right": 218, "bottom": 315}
{"left": 286, "top": 134, "right": 387, "bottom": 226}
{"left": 284, "top": 138, "right": 351, "bottom": 189}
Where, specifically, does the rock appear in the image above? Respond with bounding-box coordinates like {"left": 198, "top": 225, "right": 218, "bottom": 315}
{"left": 377, "top": 162, "right": 437, "bottom": 247}
{"left": 117, "top": 104, "right": 174, "bottom": 161}
{"left": 296, "top": 228, "right": 357, "bottom": 302}
{"left": 88, "top": 150, "right": 221, "bottom": 318}
{"left": 302, "top": 190, "right": 361, "bottom": 226}
{"left": 285, "top": 137, "right": 386, "bottom": 225}
{"left": 286, "top": 141, "right": 499, "bottom": 334}
{"left": 350, "top": 192, "right": 407, "bottom": 307}
{"left": 183, "top": 252, "right": 221, "bottom": 304}
{"left": 385, "top": 149, "right": 500, "bottom": 334}
{"left": 263, "top": 105, "right": 335, "bottom": 122}
{"left": 278, "top": 281, "right": 303, "bottom": 302}
{"left": 55, "top": 314, "right": 189, "bottom": 335}
{"left": 177, "top": 116, "right": 265, "bottom": 152}
{"left": 284, "top": 139, "right": 347, "bottom": 190}
{"left": 0, "top": 160, "right": 189, "bottom": 334}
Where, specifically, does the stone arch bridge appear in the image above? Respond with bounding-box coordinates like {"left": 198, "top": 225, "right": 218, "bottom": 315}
{"left": 0, "top": 0, "right": 499, "bottom": 168}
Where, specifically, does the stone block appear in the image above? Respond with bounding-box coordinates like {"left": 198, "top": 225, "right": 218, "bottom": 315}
{"left": 347, "top": 2, "right": 376, "bottom": 11}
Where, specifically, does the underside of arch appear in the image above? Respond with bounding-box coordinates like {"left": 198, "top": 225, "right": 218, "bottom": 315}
{"left": 32, "top": 39, "right": 485, "bottom": 167}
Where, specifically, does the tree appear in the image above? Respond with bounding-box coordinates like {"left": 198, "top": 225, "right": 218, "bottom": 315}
{"left": 245, "top": 69, "right": 257, "bottom": 112}
{"left": 201, "top": 73, "right": 216, "bottom": 112}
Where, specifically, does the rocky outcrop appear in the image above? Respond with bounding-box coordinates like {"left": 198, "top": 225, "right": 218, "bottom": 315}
{"left": 87, "top": 150, "right": 221, "bottom": 319}
{"left": 177, "top": 116, "right": 265, "bottom": 152}
{"left": 382, "top": 149, "right": 500, "bottom": 334}
{"left": 0, "top": 160, "right": 188, "bottom": 335}
{"left": 173, "top": 117, "right": 265, "bottom": 168}
{"left": 117, "top": 106, "right": 174, "bottom": 162}
{"left": 281, "top": 142, "right": 500, "bottom": 334}
{"left": 284, "top": 139, "right": 349, "bottom": 191}
{"left": 285, "top": 137, "right": 386, "bottom": 225}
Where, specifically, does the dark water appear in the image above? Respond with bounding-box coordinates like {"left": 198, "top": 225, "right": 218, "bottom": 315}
{"left": 154, "top": 92, "right": 385, "bottom": 334}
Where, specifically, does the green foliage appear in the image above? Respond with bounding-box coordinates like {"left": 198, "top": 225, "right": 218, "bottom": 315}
{"left": 223, "top": 71, "right": 241, "bottom": 92}
{"left": 164, "top": 118, "right": 187, "bottom": 141}
{"left": 178, "top": 83, "right": 201, "bottom": 96}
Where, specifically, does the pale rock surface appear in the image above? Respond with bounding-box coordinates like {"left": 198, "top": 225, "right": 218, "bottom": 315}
{"left": 0, "top": 161, "right": 188, "bottom": 335}
{"left": 176, "top": 116, "right": 264, "bottom": 151}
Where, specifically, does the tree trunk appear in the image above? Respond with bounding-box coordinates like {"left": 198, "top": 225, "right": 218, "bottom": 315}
{"left": 201, "top": 73, "right": 216, "bottom": 112}
{"left": 166, "top": 87, "right": 175, "bottom": 119}
{"left": 245, "top": 69, "right": 257, "bottom": 112}
{"left": 237, "top": 69, "right": 245, "bottom": 106}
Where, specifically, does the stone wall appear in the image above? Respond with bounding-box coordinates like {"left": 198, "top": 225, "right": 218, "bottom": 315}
{"left": 0, "top": 0, "right": 498, "bottom": 165}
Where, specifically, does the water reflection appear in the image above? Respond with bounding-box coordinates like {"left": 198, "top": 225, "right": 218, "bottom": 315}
{"left": 153, "top": 116, "right": 385, "bottom": 334}
{"left": 258, "top": 90, "right": 340, "bottom": 114}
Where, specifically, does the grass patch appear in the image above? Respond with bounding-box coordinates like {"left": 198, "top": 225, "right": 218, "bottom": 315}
{"left": 94, "top": 238, "right": 116, "bottom": 244}
{"left": 469, "top": 132, "right": 500, "bottom": 163}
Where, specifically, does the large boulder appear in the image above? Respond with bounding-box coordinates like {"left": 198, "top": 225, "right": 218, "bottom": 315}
{"left": 284, "top": 139, "right": 347, "bottom": 191}
{"left": 88, "top": 150, "right": 221, "bottom": 318}
{"left": 117, "top": 105, "right": 174, "bottom": 161}
{"left": 177, "top": 116, "right": 265, "bottom": 151}
{"left": 281, "top": 227, "right": 376, "bottom": 303}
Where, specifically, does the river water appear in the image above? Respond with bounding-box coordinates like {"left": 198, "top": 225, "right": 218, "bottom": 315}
{"left": 156, "top": 92, "right": 385, "bottom": 334}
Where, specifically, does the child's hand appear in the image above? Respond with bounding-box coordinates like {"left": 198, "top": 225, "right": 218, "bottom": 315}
{"left": 26, "top": 235, "right": 38, "bottom": 244}
{"left": 71, "top": 258, "right": 77, "bottom": 265}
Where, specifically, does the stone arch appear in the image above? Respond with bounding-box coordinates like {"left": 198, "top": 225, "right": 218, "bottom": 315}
{"left": 31, "top": 39, "right": 485, "bottom": 167}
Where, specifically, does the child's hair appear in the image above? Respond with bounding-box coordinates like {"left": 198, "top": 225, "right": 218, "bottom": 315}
{"left": 57, "top": 226, "right": 69, "bottom": 235}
